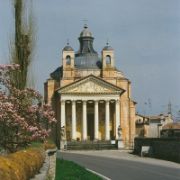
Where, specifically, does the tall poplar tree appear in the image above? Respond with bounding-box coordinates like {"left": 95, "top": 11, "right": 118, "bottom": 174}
{"left": 10, "top": 0, "right": 34, "bottom": 89}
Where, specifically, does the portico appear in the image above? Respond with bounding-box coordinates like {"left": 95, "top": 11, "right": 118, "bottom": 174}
{"left": 58, "top": 75, "right": 124, "bottom": 142}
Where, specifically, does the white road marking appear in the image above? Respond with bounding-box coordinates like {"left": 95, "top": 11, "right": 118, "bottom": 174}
{"left": 86, "top": 168, "right": 112, "bottom": 180}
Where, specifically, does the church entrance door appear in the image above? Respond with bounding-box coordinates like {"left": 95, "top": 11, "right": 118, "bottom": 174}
{"left": 87, "top": 113, "right": 94, "bottom": 140}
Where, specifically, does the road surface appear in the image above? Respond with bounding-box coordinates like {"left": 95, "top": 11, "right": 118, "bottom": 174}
{"left": 57, "top": 150, "right": 180, "bottom": 180}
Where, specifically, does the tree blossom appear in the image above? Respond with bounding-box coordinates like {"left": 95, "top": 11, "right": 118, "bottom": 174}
{"left": 0, "top": 64, "right": 56, "bottom": 152}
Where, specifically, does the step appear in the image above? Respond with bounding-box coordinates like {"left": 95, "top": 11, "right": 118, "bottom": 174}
{"left": 66, "top": 141, "right": 117, "bottom": 150}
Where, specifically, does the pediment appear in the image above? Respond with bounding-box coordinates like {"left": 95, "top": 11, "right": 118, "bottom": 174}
{"left": 58, "top": 75, "right": 125, "bottom": 94}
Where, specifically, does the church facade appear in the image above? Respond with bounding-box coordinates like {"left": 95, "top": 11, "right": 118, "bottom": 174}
{"left": 44, "top": 25, "right": 136, "bottom": 148}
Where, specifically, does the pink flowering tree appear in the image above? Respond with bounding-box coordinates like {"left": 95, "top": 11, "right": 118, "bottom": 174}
{"left": 0, "top": 64, "right": 56, "bottom": 152}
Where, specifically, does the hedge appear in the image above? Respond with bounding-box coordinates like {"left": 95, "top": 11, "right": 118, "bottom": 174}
{"left": 0, "top": 148, "right": 45, "bottom": 180}
{"left": 44, "top": 141, "right": 56, "bottom": 151}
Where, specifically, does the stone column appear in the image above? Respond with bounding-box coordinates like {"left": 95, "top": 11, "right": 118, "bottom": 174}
{"left": 94, "top": 100, "right": 99, "bottom": 140}
{"left": 115, "top": 100, "right": 120, "bottom": 139}
{"left": 82, "top": 101, "right": 87, "bottom": 140}
{"left": 60, "top": 100, "right": 66, "bottom": 144}
{"left": 105, "top": 100, "right": 110, "bottom": 140}
{"left": 72, "top": 100, "right": 76, "bottom": 140}
{"left": 60, "top": 100, "right": 66, "bottom": 146}
{"left": 61, "top": 100, "right": 65, "bottom": 128}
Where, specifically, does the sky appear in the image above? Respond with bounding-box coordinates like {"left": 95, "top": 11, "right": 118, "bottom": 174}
{"left": 0, "top": 0, "right": 180, "bottom": 117}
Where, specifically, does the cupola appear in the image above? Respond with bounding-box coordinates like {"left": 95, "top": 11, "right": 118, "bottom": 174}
{"left": 75, "top": 25, "right": 101, "bottom": 69}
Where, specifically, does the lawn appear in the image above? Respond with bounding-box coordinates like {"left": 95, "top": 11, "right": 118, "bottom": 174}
{"left": 55, "top": 159, "right": 102, "bottom": 180}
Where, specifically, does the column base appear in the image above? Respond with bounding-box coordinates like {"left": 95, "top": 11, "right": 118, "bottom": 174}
{"left": 60, "top": 140, "right": 67, "bottom": 150}
{"left": 71, "top": 139, "right": 76, "bottom": 142}
{"left": 117, "top": 139, "right": 124, "bottom": 149}
{"left": 93, "top": 139, "right": 100, "bottom": 142}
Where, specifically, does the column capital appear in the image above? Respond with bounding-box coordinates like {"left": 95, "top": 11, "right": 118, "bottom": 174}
{"left": 116, "top": 99, "right": 120, "bottom": 103}
{"left": 83, "top": 100, "right": 87, "bottom": 104}
{"left": 60, "top": 99, "right": 65, "bottom": 104}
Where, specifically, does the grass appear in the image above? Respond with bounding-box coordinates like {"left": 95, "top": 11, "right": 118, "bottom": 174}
{"left": 29, "top": 141, "right": 43, "bottom": 148}
{"left": 27, "top": 139, "right": 56, "bottom": 150}
{"left": 55, "top": 159, "right": 102, "bottom": 180}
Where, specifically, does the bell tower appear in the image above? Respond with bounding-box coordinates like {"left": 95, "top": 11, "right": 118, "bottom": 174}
{"left": 102, "top": 42, "right": 115, "bottom": 69}
{"left": 101, "top": 42, "right": 115, "bottom": 78}
{"left": 62, "top": 42, "right": 75, "bottom": 70}
{"left": 61, "top": 42, "right": 75, "bottom": 86}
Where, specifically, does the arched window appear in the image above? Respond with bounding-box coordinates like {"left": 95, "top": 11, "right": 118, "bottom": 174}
{"left": 66, "top": 55, "right": 71, "bottom": 65}
{"left": 106, "top": 55, "right": 111, "bottom": 65}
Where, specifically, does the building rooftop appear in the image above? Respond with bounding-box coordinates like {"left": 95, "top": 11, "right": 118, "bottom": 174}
{"left": 63, "top": 43, "right": 74, "bottom": 51}
{"left": 103, "top": 42, "right": 114, "bottom": 51}
{"left": 162, "top": 122, "right": 180, "bottom": 130}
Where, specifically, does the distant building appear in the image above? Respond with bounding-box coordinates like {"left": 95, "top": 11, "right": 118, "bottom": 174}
{"left": 44, "top": 25, "right": 136, "bottom": 149}
{"left": 135, "top": 113, "right": 173, "bottom": 137}
{"left": 161, "top": 122, "right": 180, "bottom": 138}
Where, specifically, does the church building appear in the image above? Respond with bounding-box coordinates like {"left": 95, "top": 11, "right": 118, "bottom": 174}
{"left": 44, "top": 25, "right": 136, "bottom": 149}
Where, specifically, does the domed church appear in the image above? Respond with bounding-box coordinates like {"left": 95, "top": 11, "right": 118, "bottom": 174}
{"left": 44, "top": 25, "right": 136, "bottom": 149}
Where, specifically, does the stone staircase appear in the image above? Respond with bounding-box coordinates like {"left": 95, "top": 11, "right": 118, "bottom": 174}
{"left": 66, "top": 140, "right": 118, "bottom": 150}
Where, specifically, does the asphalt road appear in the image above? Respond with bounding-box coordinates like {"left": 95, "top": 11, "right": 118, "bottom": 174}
{"left": 57, "top": 151, "right": 180, "bottom": 180}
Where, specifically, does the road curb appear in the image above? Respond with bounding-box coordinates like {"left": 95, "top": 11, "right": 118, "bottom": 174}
{"left": 86, "top": 168, "right": 111, "bottom": 180}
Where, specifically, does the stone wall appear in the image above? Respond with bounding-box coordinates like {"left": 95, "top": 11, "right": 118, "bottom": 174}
{"left": 134, "top": 137, "right": 180, "bottom": 163}
{"left": 31, "top": 148, "right": 57, "bottom": 180}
